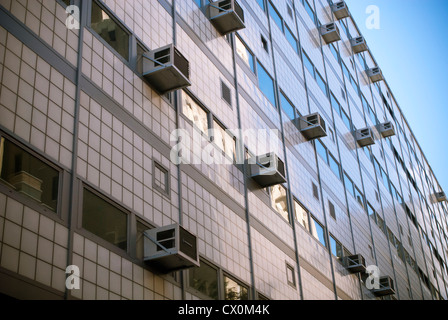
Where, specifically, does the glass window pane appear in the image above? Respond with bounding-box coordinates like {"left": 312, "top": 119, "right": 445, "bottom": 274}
{"left": 82, "top": 189, "right": 128, "bottom": 250}
{"left": 304, "top": 0, "right": 315, "bottom": 22}
{"left": 189, "top": 262, "right": 219, "bottom": 299}
{"left": 235, "top": 36, "right": 255, "bottom": 72}
{"left": 341, "top": 109, "right": 351, "bottom": 129}
{"left": 182, "top": 91, "right": 209, "bottom": 135}
{"left": 280, "top": 93, "right": 295, "bottom": 120}
{"left": 270, "top": 185, "right": 289, "bottom": 222}
{"left": 344, "top": 173, "right": 354, "bottom": 197}
{"left": 257, "top": 62, "right": 276, "bottom": 107}
{"left": 0, "top": 137, "right": 59, "bottom": 212}
{"left": 285, "top": 26, "right": 298, "bottom": 53}
{"left": 315, "top": 139, "right": 328, "bottom": 164}
{"left": 328, "top": 154, "right": 341, "bottom": 179}
{"left": 330, "top": 236, "right": 343, "bottom": 258}
{"left": 91, "top": 1, "right": 129, "bottom": 60}
{"left": 136, "top": 221, "right": 148, "bottom": 260}
{"left": 257, "top": 0, "right": 265, "bottom": 11}
{"left": 213, "top": 120, "right": 235, "bottom": 160}
{"left": 329, "top": 43, "right": 339, "bottom": 61}
{"left": 294, "top": 201, "right": 309, "bottom": 230}
{"left": 310, "top": 217, "right": 326, "bottom": 247}
{"left": 303, "top": 52, "right": 314, "bottom": 77}
{"left": 224, "top": 276, "right": 248, "bottom": 300}
{"left": 268, "top": 2, "right": 283, "bottom": 31}
{"left": 355, "top": 187, "right": 364, "bottom": 208}
{"left": 316, "top": 71, "right": 327, "bottom": 95}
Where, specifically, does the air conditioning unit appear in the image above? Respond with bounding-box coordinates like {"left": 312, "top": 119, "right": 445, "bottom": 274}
{"left": 355, "top": 128, "right": 375, "bottom": 147}
{"left": 350, "top": 36, "right": 368, "bottom": 54}
{"left": 207, "top": 0, "right": 245, "bottom": 35}
{"left": 297, "top": 113, "right": 327, "bottom": 140}
{"left": 435, "top": 192, "right": 447, "bottom": 203}
{"left": 378, "top": 121, "right": 395, "bottom": 138}
{"left": 144, "top": 224, "right": 200, "bottom": 272}
{"left": 366, "top": 67, "right": 384, "bottom": 83}
{"left": 249, "top": 152, "right": 286, "bottom": 188}
{"left": 142, "top": 44, "right": 191, "bottom": 94}
{"left": 343, "top": 254, "right": 367, "bottom": 274}
{"left": 372, "top": 276, "right": 395, "bottom": 297}
{"left": 320, "top": 23, "right": 341, "bottom": 44}
{"left": 331, "top": 1, "right": 349, "bottom": 20}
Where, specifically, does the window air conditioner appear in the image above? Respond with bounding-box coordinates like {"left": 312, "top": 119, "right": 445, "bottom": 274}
{"left": 435, "top": 192, "right": 447, "bottom": 203}
{"left": 207, "top": 0, "right": 245, "bottom": 35}
{"left": 372, "top": 276, "right": 396, "bottom": 297}
{"left": 142, "top": 44, "right": 191, "bottom": 94}
{"left": 331, "top": 1, "right": 349, "bottom": 20}
{"left": 351, "top": 36, "right": 368, "bottom": 54}
{"left": 366, "top": 67, "right": 384, "bottom": 83}
{"left": 297, "top": 113, "right": 327, "bottom": 140}
{"left": 249, "top": 152, "right": 286, "bottom": 188}
{"left": 343, "top": 254, "right": 367, "bottom": 274}
{"left": 320, "top": 23, "right": 341, "bottom": 44}
{"left": 355, "top": 128, "right": 375, "bottom": 147}
{"left": 378, "top": 121, "right": 396, "bottom": 138}
{"left": 144, "top": 224, "right": 200, "bottom": 272}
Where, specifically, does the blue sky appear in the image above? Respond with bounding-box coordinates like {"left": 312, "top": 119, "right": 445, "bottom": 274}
{"left": 345, "top": 0, "right": 448, "bottom": 194}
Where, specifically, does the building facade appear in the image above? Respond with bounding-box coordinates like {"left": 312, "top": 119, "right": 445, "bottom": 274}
{"left": 0, "top": 0, "right": 447, "bottom": 300}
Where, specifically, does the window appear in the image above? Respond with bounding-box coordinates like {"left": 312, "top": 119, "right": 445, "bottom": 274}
{"left": 136, "top": 42, "right": 147, "bottom": 74}
{"left": 316, "top": 71, "right": 327, "bottom": 95}
{"left": 280, "top": 92, "right": 296, "bottom": 120}
{"left": 294, "top": 201, "right": 309, "bottom": 230}
{"left": 329, "top": 154, "right": 341, "bottom": 179}
{"left": 304, "top": 0, "right": 315, "bottom": 23}
{"left": 235, "top": 35, "right": 255, "bottom": 72}
{"left": 136, "top": 220, "right": 150, "bottom": 260}
{"left": 315, "top": 139, "right": 328, "bottom": 163}
{"left": 213, "top": 120, "right": 236, "bottom": 160}
{"left": 0, "top": 137, "right": 60, "bottom": 212}
{"left": 257, "top": 61, "right": 276, "bottom": 107}
{"left": 189, "top": 260, "right": 219, "bottom": 300}
{"left": 310, "top": 216, "right": 326, "bottom": 247}
{"left": 82, "top": 188, "right": 128, "bottom": 250}
{"left": 193, "top": 0, "right": 202, "bottom": 7}
{"left": 182, "top": 91, "right": 209, "bottom": 135}
{"left": 268, "top": 2, "right": 283, "bottom": 31}
{"left": 344, "top": 172, "right": 354, "bottom": 197}
{"left": 286, "top": 264, "right": 296, "bottom": 287}
{"left": 91, "top": 1, "right": 130, "bottom": 61}
{"left": 330, "top": 235, "right": 343, "bottom": 258}
{"left": 328, "top": 200, "right": 336, "bottom": 220}
{"left": 261, "top": 35, "right": 269, "bottom": 52}
{"left": 270, "top": 185, "right": 289, "bottom": 222}
{"left": 224, "top": 276, "right": 248, "bottom": 300}
{"left": 355, "top": 187, "right": 364, "bottom": 208}
{"left": 256, "top": 0, "right": 265, "bottom": 11}
{"left": 153, "top": 162, "right": 169, "bottom": 195}
{"left": 285, "top": 25, "right": 298, "bottom": 53}
{"left": 303, "top": 52, "right": 314, "bottom": 77}
{"left": 329, "top": 43, "right": 339, "bottom": 61}
{"left": 341, "top": 109, "right": 351, "bottom": 130}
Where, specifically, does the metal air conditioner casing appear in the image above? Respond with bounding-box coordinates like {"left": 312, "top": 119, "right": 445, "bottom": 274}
{"left": 249, "top": 152, "right": 286, "bottom": 188}
{"left": 298, "top": 113, "right": 327, "bottom": 140}
{"left": 144, "top": 224, "right": 200, "bottom": 272}
{"left": 435, "top": 192, "right": 447, "bottom": 203}
{"left": 343, "top": 254, "right": 367, "bottom": 273}
{"left": 378, "top": 121, "right": 396, "bottom": 138}
{"left": 356, "top": 128, "right": 375, "bottom": 147}
{"left": 366, "top": 67, "right": 384, "bottom": 83}
{"left": 372, "top": 276, "right": 396, "bottom": 296}
{"left": 142, "top": 44, "right": 191, "bottom": 94}
{"left": 207, "top": 0, "right": 245, "bottom": 35}
{"left": 320, "top": 23, "right": 341, "bottom": 44}
{"left": 331, "top": 1, "right": 349, "bottom": 20}
{"left": 351, "top": 36, "right": 368, "bottom": 54}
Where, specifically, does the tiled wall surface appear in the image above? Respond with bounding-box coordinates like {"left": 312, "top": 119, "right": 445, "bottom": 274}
{"left": 1, "top": 0, "right": 448, "bottom": 301}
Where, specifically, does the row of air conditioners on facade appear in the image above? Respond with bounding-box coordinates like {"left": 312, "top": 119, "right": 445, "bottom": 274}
{"left": 343, "top": 254, "right": 396, "bottom": 297}
{"left": 142, "top": 225, "right": 395, "bottom": 297}
{"left": 140, "top": 0, "right": 245, "bottom": 94}
{"left": 320, "top": 1, "right": 385, "bottom": 84}
{"left": 355, "top": 121, "right": 396, "bottom": 148}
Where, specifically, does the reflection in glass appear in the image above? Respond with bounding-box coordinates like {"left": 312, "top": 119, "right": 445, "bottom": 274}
{"left": 189, "top": 262, "right": 219, "bottom": 300}
{"left": 91, "top": 1, "right": 129, "bottom": 60}
{"left": 310, "top": 217, "right": 326, "bottom": 247}
{"left": 294, "top": 201, "right": 309, "bottom": 230}
{"left": 0, "top": 137, "right": 59, "bottom": 212}
{"left": 82, "top": 189, "right": 128, "bottom": 250}
{"left": 182, "top": 91, "right": 209, "bottom": 135}
{"left": 235, "top": 36, "right": 255, "bottom": 72}
{"left": 213, "top": 120, "right": 236, "bottom": 161}
{"left": 270, "top": 185, "right": 289, "bottom": 222}
{"left": 224, "top": 276, "right": 248, "bottom": 300}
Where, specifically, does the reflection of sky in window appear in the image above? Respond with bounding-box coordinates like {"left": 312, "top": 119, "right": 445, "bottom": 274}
{"left": 257, "top": 62, "right": 276, "bottom": 107}
{"left": 310, "top": 218, "right": 326, "bottom": 247}
{"left": 280, "top": 94, "right": 295, "bottom": 120}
